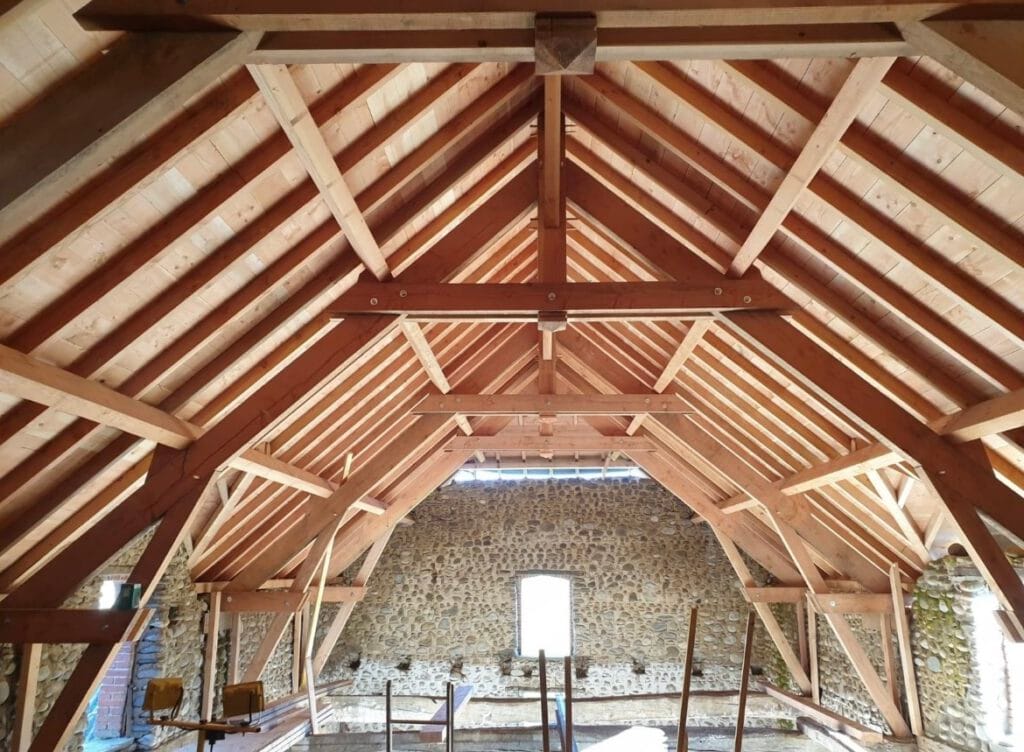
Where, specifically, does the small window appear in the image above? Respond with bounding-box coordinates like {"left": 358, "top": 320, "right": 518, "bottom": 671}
{"left": 98, "top": 580, "right": 119, "bottom": 609}
{"left": 973, "top": 592, "right": 1024, "bottom": 745}
{"left": 518, "top": 574, "right": 572, "bottom": 657}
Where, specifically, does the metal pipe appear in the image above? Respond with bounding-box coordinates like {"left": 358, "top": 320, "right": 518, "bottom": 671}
{"left": 385, "top": 680, "right": 392, "bottom": 752}
{"left": 563, "top": 656, "right": 575, "bottom": 752}
{"left": 539, "top": 650, "right": 550, "bottom": 752}
{"left": 446, "top": 681, "right": 455, "bottom": 752}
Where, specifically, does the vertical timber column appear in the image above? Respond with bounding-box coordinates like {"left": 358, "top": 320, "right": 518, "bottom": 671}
{"left": 539, "top": 649, "right": 551, "bottom": 752}
{"left": 537, "top": 73, "right": 566, "bottom": 419}
{"left": 808, "top": 594, "right": 820, "bottom": 704}
{"left": 563, "top": 655, "right": 575, "bottom": 752}
{"left": 12, "top": 643, "right": 41, "bottom": 752}
{"left": 228, "top": 613, "right": 242, "bottom": 684}
{"left": 201, "top": 591, "right": 221, "bottom": 720}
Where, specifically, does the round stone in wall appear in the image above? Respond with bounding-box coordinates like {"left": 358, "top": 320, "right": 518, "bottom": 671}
{"left": 0, "top": 680, "right": 9, "bottom": 705}
{"left": 926, "top": 655, "right": 942, "bottom": 673}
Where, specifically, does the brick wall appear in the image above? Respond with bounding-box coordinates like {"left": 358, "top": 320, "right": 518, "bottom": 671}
{"left": 92, "top": 643, "right": 134, "bottom": 739}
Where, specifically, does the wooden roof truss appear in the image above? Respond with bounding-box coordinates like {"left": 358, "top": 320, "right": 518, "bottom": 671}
{"left": 0, "top": 1, "right": 1023, "bottom": 746}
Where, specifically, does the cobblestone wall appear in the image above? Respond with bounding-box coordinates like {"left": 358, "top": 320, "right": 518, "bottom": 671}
{"left": 320, "top": 478, "right": 798, "bottom": 700}
{"left": 814, "top": 612, "right": 897, "bottom": 731}
{"left": 235, "top": 612, "right": 297, "bottom": 703}
{"left": 911, "top": 556, "right": 1023, "bottom": 752}
{"left": 815, "top": 555, "right": 1024, "bottom": 748}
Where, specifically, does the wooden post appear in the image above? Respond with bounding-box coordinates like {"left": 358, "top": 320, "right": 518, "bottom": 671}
{"left": 385, "top": 680, "right": 393, "bottom": 752}
{"left": 734, "top": 611, "right": 756, "bottom": 752}
{"left": 305, "top": 655, "right": 319, "bottom": 735}
{"left": 12, "top": 643, "right": 41, "bottom": 752}
{"left": 291, "top": 608, "right": 304, "bottom": 692}
{"left": 227, "top": 613, "right": 242, "bottom": 684}
{"left": 563, "top": 656, "right": 574, "bottom": 752}
{"left": 446, "top": 681, "right": 455, "bottom": 752}
{"left": 890, "top": 564, "right": 924, "bottom": 735}
{"left": 303, "top": 538, "right": 333, "bottom": 734}
{"left": 201, "top": 591, "right": 221, "bottom": 720}
{"left": 539, "top": 649, "right": 550, "bottom": 752}
{"left": 807, "top": 594, "right": 820, "bottom": 704}
{"left": 796, "top": 600, "right": 810, "bottom": 675}
{"left": 879, "top": 613, "right": 898, "bottom": 704}
{"left": 677, "top": 607, "right": 699, "bottom": 752}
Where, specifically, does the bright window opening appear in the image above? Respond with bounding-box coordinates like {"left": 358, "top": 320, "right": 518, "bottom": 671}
{"left": 452, "top": 467, "right": 647, "bottom": 483}
{"left": 519, "top": 574, "right": 572, "bottom": 657}
{"left": 973, "top": 592, "right": 1024, "bottom": 748}
{"left": 98, "top": 580, "right": 118, "bottom": 609}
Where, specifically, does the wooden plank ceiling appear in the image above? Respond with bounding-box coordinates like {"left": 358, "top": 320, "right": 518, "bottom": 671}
{"left": 0, "top": 0, "right": 1023, "bottom": 744}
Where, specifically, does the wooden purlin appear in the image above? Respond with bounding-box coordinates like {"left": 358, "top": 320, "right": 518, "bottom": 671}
{"left": 899, "top": 18, "right": 1024, "bottom": 119}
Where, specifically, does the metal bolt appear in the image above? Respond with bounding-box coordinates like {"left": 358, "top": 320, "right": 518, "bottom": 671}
{"left": 714, "top": 287, "right": 723, "bottom": 296}
{"left": 743, "top": 296, "right": 752, "bottom": 304}
{"left": 399, "top": 289, "right": 408, "bottom": 298}
{"left": 370, "top": 297, "right": 379, "bottom": 306}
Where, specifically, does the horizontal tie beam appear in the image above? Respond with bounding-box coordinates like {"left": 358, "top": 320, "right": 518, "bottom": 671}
{"left": 416, "top": 393, "right": 692, "bottom": 415}
{"left": 330, "top": 281, "right": 791, "bottom": 320}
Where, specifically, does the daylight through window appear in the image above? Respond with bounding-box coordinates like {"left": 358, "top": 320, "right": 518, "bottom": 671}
{"left": 519, "top": 574, "right": 572, "bottom": 658}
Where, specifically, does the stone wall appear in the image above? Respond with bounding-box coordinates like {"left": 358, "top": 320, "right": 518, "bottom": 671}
{"left": 234, "top": 612, "right": 297, "bottom": 703}
{"left": 910, "top": 556, "right": 1023, "bottom": 752}
{"left": 814, "top": 612, "right": 898, "bottom": 732}
{"left": 813, "top": 555, "right": 1024, "bottom": 749}
{"left": 320, "top": 478, "right": 798, "bottom": 701}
